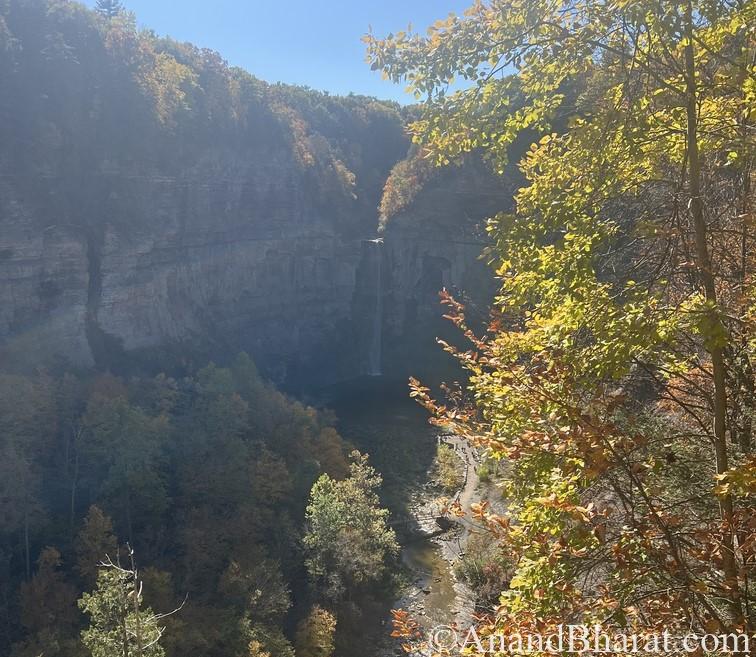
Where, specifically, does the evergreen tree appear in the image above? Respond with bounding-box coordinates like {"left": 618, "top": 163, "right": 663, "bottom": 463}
{"left": 95, "top": 0, "right": 123, "bottom": 19}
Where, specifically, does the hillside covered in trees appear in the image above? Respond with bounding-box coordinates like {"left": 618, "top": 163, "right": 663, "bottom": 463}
{"left": 0, "top": 1, "right": 412, "bottom": 656}
{"left": 0, "top": 355, "right": 405, "bottom": 657}
{"left": 0, "top": 0, "right": 407, "bottom": 231}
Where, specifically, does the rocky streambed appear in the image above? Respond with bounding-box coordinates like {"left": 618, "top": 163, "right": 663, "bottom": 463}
{"left": 376, "top": 435, "right": 480, "bottom": 656}
{"left": 313, "top": 377, "right": 483, "bottom": 657}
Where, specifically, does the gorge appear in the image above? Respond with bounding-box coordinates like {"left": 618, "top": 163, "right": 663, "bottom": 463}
{"left": 0, "top": 3, "right": 509, "bottom": 656}
{"left": 4, "top": 1, "right": 750, "bottom": 657}
{"left": 0, "top": 0, "right": 756, "bottom": 657}
{"left": 0, "top": 1, "right": 505, "bottom": 388}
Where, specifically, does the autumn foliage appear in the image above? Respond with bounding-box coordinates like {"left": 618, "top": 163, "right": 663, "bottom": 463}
{"left": 369, "top": 0, "right": 755, "bottom": 649}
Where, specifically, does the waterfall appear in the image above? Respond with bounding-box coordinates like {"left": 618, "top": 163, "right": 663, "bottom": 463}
{"left": 366, "top": 238, "right": 383, "bottom": 376}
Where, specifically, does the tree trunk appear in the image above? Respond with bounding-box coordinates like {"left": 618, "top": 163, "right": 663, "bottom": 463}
{"left": 23, "top": 508, "right": 30, "bottom": 581}
{"left": 120, "top": 572, "right": 130, "bottom": 657}
{"left": 69, "top": 449, "right": 79, "bottom": 542}
{"left": 738, "top": 142, "right": 753, "bottom": 454}
{"left": 683, "top": 0, "right": 742, "bottom": 625}
{"left": 130, "top": 551, "right": 144, "bottom": 657}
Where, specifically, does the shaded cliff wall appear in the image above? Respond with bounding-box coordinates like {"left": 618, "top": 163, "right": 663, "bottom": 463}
{"left": 0, "top": 0, "right": 521, "bottom": 388}
{"left": 0, "top": 152, "right": 406, "bottom": 384}
{"left": 379, "top": 158, "right": 520, "bottom": 383}
{"left": 0, "top": 0, "right": 409, "bottom": 385}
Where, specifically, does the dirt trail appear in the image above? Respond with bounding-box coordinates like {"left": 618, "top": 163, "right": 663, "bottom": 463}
{"left": 449, "top": 436, "right": 479, "bottom": 527}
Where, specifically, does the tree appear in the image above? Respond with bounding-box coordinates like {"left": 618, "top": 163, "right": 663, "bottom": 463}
{"left": 95, "top": 0, "right": 123, "bottom": 19}
{"left": 244, "top": 627, "right": 294, "bottom": 657}
{"left": 295, "top": 606, "right": 336, "bottom": 657}
{"left": 218, "top": 557, "right": 291, "bottom": 624}
{"left": 0, "top": 443, "right": 44, "bottom": 581}
{"left": 79, "top": 549, "right": 168, "bottom": 657}
{"left": 304, "top": 452, "right": 398, "bottom": 601}
{"left": 14, "top": 548, "right": 78, "bottom": 657}
{"left": 434, "top": 443, "right": 463, "bottom": 492}
{"left": 81, "top": 394, "right": 169, "bottom": 547}
{"left": 369, "top": 0, "right": 754, "bottom": 639}
{"left": 20, "top": 548, "right": 78, "bottom": 632}
{"left": 75, "top": 506, "right": 118, "bottom": 588}
{"left": 246, "top": 640, "right": 271, "bottom": 657}
{"left": 0, "top": 374, "right": 56, "bottom": 578}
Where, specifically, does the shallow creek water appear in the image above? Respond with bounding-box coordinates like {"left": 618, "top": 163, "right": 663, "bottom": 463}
{"left": 312, "top": 377, "right": 474, "bottom": 655}
{"left": 401, "top": 536, "right": 459, "bottom": 625}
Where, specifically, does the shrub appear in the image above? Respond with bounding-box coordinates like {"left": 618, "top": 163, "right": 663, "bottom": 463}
{"left": 435, "top": 443, "right": 463, "bottom": 493}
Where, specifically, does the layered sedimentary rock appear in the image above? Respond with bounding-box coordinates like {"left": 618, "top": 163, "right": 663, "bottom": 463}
{"left": 0, "top": 149, "right": 515, "bottom": 387}
{"left": 0, "top": 0, "right": 516, "bottom": 387}
{"left": 380, "top": 158, "right": 519, "bottom": 382}
{"left": 0, "top": 184, "right": 92, "bottom": 367}
{"left": 0, "top": 0, "right": 409, "bottom": 384}
{"left": 0, "top": 154, "right": 395, "bottom": 385}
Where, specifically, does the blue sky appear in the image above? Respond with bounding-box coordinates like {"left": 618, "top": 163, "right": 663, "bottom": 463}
{"left": 81, "top": 0, "right": 472, "bottom": 103}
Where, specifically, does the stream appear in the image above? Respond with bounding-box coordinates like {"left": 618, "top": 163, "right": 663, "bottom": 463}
{"left": 316, "top": 377, "right": 477, "bottom": 656}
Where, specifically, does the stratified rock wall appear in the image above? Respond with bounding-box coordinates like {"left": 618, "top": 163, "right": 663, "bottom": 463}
{"left": 0, "top": 0, "right": 518, "bottom": 387}
{"left": 381, "top": 158, "right": 519, "bottom": 382}
{"left": 0, "top": 151, "right": 515, "bottom": 387}
{"left": 0, "top": 153, "right": 387, "bottom": 385}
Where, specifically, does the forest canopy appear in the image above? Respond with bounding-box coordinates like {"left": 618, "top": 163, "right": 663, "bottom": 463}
{"left": 0, "top": 356, "right": 291, "bottom": 653}
{"left": 0, "top": 352, "right": 402, "bottom": 657}
{"left": 0, "top": 0, "right": 409, "bottom": 237}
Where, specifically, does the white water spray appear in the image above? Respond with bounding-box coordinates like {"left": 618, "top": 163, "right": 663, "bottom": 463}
{"left": 366, "top": 238, "right": 383, "bottom": 376}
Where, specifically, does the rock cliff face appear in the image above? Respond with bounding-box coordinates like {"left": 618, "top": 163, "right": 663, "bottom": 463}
{"left": 0, "top": 0, "right": 412, "bottom": 385}
{"left": 0, "top": 1, "right": 516, "bottom": 387}
{"left": 0, "top": 154, "right": 514, "bottom": 388}
{"left": 0, "top": 155, "right": 397, "bottom": 386}
{"left": 0, "top": 183, "right": 92, "bottom": 367}
{"left": 0, "top": 145, "right": 518, "bottom": 389}
{"left": 379, "top": 158, "right": 519, "bottom": 382}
